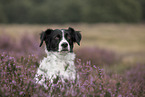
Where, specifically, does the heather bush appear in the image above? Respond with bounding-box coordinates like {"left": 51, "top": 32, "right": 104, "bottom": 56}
{"left": 75, "top": 47, "right": 120, "bottom": 66}
{"left": 0, "top": 35, "right": 120, "bottom": 66}
{"left": 0, "top": 52, "right": 39, "bottom": 96}
{"left": 0, "top": 34, "right": 44, "bottom": 58}
{"left": 0, "top": 35, "right": 15, "bottom": 51}
{"left": 0, "top": 53, "right": 134, "bottom": 96}
{"left": 125, "top": 64, "right": 145, "bottom": 96}
{"left": 0, "top": 34, "right": 143, "bottom": 96}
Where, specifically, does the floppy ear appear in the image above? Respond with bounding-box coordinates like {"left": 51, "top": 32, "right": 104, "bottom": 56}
{"left": 39, "top": 29, "right": 52, "bottom": 47}
{"left": 68, "top": 27, "right": 82, "bottom": 46}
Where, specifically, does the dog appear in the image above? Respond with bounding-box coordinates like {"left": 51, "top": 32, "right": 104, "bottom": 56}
{"left": 34, "top": 27, "right": 81, "bottom": 88}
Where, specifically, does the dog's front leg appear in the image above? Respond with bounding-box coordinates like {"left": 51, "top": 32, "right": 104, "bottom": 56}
{"left": 34, "top": 69, "right": 49, "bottom": 89}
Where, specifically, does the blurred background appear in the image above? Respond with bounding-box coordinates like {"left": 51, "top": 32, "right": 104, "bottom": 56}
{"left": 0, "top": 0, "right": 145, "bottom": 23}
{"left": 0, "top": 0, "right": 145, "bottom": 63}
{"left": 0, "top": 0, "right": 145, "bottom": 96}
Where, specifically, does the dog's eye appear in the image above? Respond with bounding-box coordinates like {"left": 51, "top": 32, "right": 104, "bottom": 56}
{"left": 54, "top": 36, "right": 60, "bottom": 40}
{"left": 67, "top": 36, "right": 71, "bottom": 40}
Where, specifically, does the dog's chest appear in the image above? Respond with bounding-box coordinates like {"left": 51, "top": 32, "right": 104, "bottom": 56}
{"left": 38, "top": 52, "right": 76, "bottom": 80}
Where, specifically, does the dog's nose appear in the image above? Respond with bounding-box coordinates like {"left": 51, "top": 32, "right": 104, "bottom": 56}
{"left": 61, "top": 43, "right": 68, "bottom": 48}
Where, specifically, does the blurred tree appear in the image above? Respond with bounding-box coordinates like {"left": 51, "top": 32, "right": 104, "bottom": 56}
{"left": 0, "top": 4, "right": 7, "bottom": 23}
{"left": 81, "top": 0, "right": 141, "bottom": 23}
{"left": 138, "top": 0, "right": 145, "bottom": 21}
{"left": 2, "top": 0, "right": 32, "bottom": 23}
{"left": 61, "top": 1, "right": 82, "bottom": 23}
{"left": 0, "top": 0, "right": 143, "bottom": 23}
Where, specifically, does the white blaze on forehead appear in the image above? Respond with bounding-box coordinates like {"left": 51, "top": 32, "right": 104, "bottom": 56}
{"left": 58, "top": 30, "right": 70, "bottom": 52}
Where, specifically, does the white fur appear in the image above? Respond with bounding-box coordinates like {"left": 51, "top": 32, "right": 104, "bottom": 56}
{"left": 34, "top": 48, "right": 77, "bottom": 88}
{"left": 58, "top": 30, "right": 70, "bottom": 52}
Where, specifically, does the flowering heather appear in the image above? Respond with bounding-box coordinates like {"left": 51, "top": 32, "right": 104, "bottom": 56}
{"left": 0, "top": 34, "right": 144, "bottom": 96}
{"left": 0, "top": 52, "right": 134, "bottom": 96}
{"left": 75, "top": 47, "right": 120, "bottom": 66}
{"left": 0, "top": 34, "right": 44, "bottom": 58}
{"left": 125, "top": 64, "right": 145, "bottom": 96}
{"left": 0, "top": 34, "right": 120, "bottom": 65}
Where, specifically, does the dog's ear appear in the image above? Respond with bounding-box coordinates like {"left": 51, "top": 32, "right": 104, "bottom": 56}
{"left": 39, "top": 29, "right": 52, "bottom": 47}
{"left": 68, "top": 27, "right": 82, "bottom": 46}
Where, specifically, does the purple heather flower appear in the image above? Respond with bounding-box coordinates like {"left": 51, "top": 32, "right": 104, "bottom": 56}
{"left": 118, "top": 94, "right": 122, "bottom": 97}
{"left": 12, "top": 80, "right": 16, "bottom": 84}
{"left": 93, "top": 65, "right": 97, "bottom": 69}
{"left": 19, "top": 91, "right": 24, "bottom": 95}
{"left": 100, "top": 94, "right": 103, "bottom": 96}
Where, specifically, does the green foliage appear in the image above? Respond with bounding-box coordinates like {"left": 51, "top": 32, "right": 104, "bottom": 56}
{"left": 0, "top": 3, "right": 7, "bottom": 23}
{"left": 82, "top": 0, "right": 142, "bottom": 23}
{"left": 0, "top": 0, "right": 144, "bottom": 23}
{"left": 104, "top": 91, "right": 111, "bottom": 97}
{"left": 138, "top": 0, "right": 145, "bottom": 20}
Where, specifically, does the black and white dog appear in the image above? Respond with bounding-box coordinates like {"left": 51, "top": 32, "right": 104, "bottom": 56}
{"left": 35, "top": 27, "right": 81, "bottom": 88}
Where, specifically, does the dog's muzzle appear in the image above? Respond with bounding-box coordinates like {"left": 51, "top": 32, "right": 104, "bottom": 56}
{"left": 61, "top": 42, "right": 69, "bottom": 51}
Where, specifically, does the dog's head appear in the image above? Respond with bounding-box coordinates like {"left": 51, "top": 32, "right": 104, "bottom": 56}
{"left": 39, "top": 27, "right": 81, "bottom": 52}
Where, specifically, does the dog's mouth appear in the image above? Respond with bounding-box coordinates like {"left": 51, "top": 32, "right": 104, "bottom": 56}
{"left": 61, "top": 49, "right": 69, "bottom": 52}
{"left": 60, "top": 48, "right": 69, "bottom": 52}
